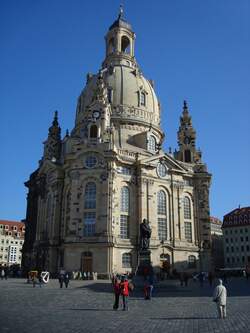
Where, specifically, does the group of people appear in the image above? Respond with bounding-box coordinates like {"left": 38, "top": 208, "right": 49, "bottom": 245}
{"left": 112, "top": 275, "right": 133, "bottom": 311}
{"left": 58, "top": 272, "right": 70, "bottom": 288}
{"left": 112, "top": 272, "right": 227, "bottom": 319}
{"left": 71, "top": 271, "right": 98, "bottom": 280}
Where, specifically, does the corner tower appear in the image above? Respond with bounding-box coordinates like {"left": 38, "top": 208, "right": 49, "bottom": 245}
{"left": 175, "top": 101, "right": 201, "bottom": 163}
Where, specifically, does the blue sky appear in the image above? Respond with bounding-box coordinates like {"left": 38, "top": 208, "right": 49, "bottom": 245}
{"left": 1, "top": 0, "right": 249, "bottom": 221}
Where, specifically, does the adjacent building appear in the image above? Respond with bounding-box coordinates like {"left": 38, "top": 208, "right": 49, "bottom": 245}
{"left": 22, "top": 11, "right": 212, "bottom": 276}
{"left": 0, "top": 220, "right": 25, "bottom": 266}
{"left": 222, "top": 207, "right": 250, "bottom": 268}
{"left": 210, "top": 217, "right": 224, "bottom": 269}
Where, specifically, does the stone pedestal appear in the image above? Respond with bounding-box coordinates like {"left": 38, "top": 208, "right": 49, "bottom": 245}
{"left": 137, "top": 250, "right": 152, "bottom": 276}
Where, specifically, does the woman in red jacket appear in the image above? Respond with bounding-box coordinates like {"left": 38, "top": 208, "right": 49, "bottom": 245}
{"left": 119, "top": 276, "right": 129, "bottom": 311}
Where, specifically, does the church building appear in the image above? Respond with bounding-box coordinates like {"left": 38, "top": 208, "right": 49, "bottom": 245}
{"left": 22, "top": 11, "right": 212, "bottom": 276}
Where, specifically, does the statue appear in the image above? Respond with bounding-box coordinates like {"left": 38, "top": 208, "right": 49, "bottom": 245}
{"left": 140, "top": 219, "right": 152, "bottom": 250}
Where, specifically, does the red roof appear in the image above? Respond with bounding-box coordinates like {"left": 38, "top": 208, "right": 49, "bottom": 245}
{"left": 210, "top": 216, "right": 222, "bottom": 225}
{"left": 222, "top": 207, "right": 250, "bottom": 228}
{"left": 0, "top": 220, "right": 25, "bottom": 232}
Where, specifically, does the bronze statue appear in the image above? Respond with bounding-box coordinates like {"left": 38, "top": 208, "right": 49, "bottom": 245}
{"left": 140, "top": 219, "right": 152, "bottom": 250}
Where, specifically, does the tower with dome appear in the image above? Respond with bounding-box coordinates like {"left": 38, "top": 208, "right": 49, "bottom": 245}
{"left": 22, "top": 11, "right": 212, "bottom": 276}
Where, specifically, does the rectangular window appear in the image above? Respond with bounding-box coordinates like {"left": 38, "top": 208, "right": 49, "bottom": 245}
{"left": 140, "top": 92, "right": 146, "bottom": 106}
{"left": 158, "top": 218, "right": 167, "bottom": 241}
{"left": 120, "top": 215, "right": 129, "bottom": 239}
{"left": 83, "top": 212, "right": 96, "bottom": 236}
{"left": 184, "top": 222, "right": 192, "bottom": 242}
{"left": 122, "top": 253, "right": 131, "bottom": 268}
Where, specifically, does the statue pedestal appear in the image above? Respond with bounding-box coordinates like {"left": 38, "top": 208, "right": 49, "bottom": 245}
{"left": 136, "top": 250, "right": 152, "bottom": 276}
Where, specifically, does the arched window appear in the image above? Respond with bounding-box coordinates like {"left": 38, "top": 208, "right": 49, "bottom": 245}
{"left": 184, "top": 150, "right": 191, "bottom": 162}
{"left": 83, "top": 182, "right": 96, "bottom": 237}
{"left": 120, "top": 186, "right": 130, "bottom": 239}
{"left": 84, "top": 183, "right": 96, "bottom": 209}
{"left": 157, "top": 191, "right": 166, "bottom": 215}
{"left": 122, "top": 253, "right": 132, "bottom": 268}
{"left": 184, "top": 196, "right": 191, "bottom": 219}
{"left": 188, "top": 255, "right": 196, "bottom": 268}
{"left": 157, "top": 190, "right": 167, "bottom": 240}
{"left": 108, "top": 37, "right": 115, "bottom": 54}
{"left": 121, "top": 187, "right": 129, "bottom": 212}
{"left": 148, "top": 135, "right": 156, "bottom": 152}
{"left": 90, "top": 125, "right": 98, "bottom": 138}
{"left": 121, "top": 36, "right": 130, "bottom": 54}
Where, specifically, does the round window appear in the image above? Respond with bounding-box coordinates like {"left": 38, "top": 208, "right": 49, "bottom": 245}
{"left": 85, "top": 155, "right": 97, "bottom": 168}
{"left": 157, "top": 163, "right": 167, "bottom": 178}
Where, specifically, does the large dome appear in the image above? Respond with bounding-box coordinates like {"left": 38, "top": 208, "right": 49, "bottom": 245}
{"left": 75, "top": 65, "right": 161, "bottom": 129}
{"left": 74, "top": 12, "right": 162, "bottom": 133}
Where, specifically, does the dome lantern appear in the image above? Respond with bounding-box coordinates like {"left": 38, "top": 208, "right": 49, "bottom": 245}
{"left": 103, "top": 7, "right": 136, "bottom": 69}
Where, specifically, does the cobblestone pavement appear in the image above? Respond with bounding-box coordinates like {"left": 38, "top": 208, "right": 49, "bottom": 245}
{"left": 0, "top": 277, "right": 250, "bottom": 333}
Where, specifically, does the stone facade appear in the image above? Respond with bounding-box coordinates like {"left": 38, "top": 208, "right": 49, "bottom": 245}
{"left": 23, "top": 12, "right": 212, "bottom": 276}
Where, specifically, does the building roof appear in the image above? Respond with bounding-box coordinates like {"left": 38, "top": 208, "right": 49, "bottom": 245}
{"left": 0, "top": 220, "right": 25, "bottom": 231}
{"left": 210, "top": 216, "right": 222, "bottom": 225}
{"left": 222, "top": 207, "right": 250, "bottom": 228}
{"left": 109, "top": 17, "right": 132, "bottom": 31}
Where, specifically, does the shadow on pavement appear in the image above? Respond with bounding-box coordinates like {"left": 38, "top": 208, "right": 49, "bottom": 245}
{"left": 150, "top": 316, "right": 218, "bottom": 320}
{"left": 66, "top": 308, "right": 114, "bottom": 311}
{"left": 75, "top": 279, "right": 250, "bottom": 298}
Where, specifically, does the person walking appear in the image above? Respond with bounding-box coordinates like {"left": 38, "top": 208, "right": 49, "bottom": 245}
{"left": 213, "top": 279, "right": 227, "bottom": 319}
{"left": 198, "top": 272, "right": 205, "bottom": 287}
{"left": 1, "top": 267, "right": 5, "bottom": 280}
{"left": 183, "top": 272, "right": 189, "bottom": 287}
{"left": 58, "top": 273, "right": 64, "bottom": 288}
{"left": 112, "top": 277, "right": 120, "bottom": 310}
{"left": 64, "top": 273, "right": 70, "bottom": 288}
{"left": 120, "top": 276, "right": 129, "bottom": 311}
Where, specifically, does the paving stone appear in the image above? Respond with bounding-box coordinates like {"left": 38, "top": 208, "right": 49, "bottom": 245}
{"left": 0, "top": 277, "right": 249, "bottom": 333}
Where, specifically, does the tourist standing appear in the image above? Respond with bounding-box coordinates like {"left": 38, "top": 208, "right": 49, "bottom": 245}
{"left": 113, "top": 277, "right": 120, "bottom": 310}
{"left": 213, "top": 279, "right": 227, "bottom": 319}
{"left": 120, "top": 276, "right": 129, "bottom": 311}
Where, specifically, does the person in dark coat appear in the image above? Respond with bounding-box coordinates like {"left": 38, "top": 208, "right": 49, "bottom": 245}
{"left": 64, "top": 273, "right": 70, "bottom": 288}
{"left": 113, "top": 277, "right": 121, "bottom": 310}
{"left": 183, "top": 272, "right": 189, "bottom": 287}
{"left": 58, "top": 273, "right": 64, "bottom": 288}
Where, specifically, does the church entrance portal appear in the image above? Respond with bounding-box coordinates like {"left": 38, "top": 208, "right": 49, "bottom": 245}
{"left": 81, "top": 252, "right": 93, "bottom": 272}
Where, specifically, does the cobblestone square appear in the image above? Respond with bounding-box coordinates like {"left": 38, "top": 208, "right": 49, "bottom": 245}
{"left": 0, "top": 277, "right": 250, "bottom": 333}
